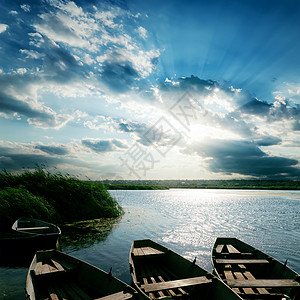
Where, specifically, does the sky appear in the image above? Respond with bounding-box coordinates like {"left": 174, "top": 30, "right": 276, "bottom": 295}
{"left": 0, "top": 0, "right": 300, "bottom": 180}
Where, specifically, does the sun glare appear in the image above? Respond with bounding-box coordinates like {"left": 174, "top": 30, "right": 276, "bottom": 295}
{"left": 188, "top": 124, "right": 241, "bottom": 141}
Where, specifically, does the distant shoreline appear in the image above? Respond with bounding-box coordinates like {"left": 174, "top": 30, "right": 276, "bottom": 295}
{"left": 104, "top": 179, "right": 300, "bottom": 190}
{"left": 107, "top": 186, "right": 300, "bottom": 190}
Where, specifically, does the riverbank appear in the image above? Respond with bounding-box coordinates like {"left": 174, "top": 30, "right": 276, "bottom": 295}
{"left": 0, "top": 169, "right": 123, "bottom": 232}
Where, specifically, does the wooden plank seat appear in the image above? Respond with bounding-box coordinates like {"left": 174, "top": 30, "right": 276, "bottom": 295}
{"left": 215, "top": 244, "right": 240, "bottom": 254}
{"left": 242, "top": 268, "right": 269, "bottom": 295}
{"left": 224, "top": 264, "right": 254, "bottom": 295}
{"left": 95, "top": 291, "right": 135, "bottom": 300}
{"left": 216, "top": 244, "right": 224, "bottom": 253}
{"left": 139, "top": 264, "right": 156, "bottom": 299}
{"left": 227, "top": 245, "right": 240, "bottom": 254}
{"left": 133, "top": 247, "right": 164, "bottom": 256}
{"left": 17, "top": 226, "right": 50, "bottom": 230}
{"left": 141, "top": 276, "right": 212, "bottom": 293}
{"left": 234, "top": 271, "right": 255, "bottom": 295}
{"left": 224, "top": 267, "right": 240, "bottom": 295}
{"left": 224, "top": 264, "right": 270, "bottom": 296}
{"left": 34, "top": 262, "right": 64, "bottom": 276}
{"left": 156, "top": 264, "right": 189, "bottom": 297}
{"left": 33, "top": 258, "right": 77, "bottom": 278}
{"left": 142, "top": 263, "right": 186, "bottom": 298}
{"left": 143, "top": 265, "right": 166, "bottom": 298}
{"left": 226, "top": 279, "right": 300, "bottom": 288}
{"left": 215, "top": 244, "right": 253, "bottom": 256}
{"left": 216, "top": 259, "right": 269, "bottom": 264}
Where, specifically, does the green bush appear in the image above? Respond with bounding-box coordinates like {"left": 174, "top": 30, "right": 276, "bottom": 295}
{"left": 0, "top": 187, "right": 56, "bottom": 232}
{"left": 0, "top": 168, "right": 123, "bottom": 231}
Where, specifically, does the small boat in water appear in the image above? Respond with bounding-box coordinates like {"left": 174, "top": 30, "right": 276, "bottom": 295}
{"left": 0, "top": 218, "right": 61, "bottom": 265}
{"left": 26, "top": 249, "right": 139, "bottom": 300}
{"left": 212, "top": 237, "right": 300, "bottom": 300}
{"left": 129, "top": 239, "right": 242, "bottom": 299}
{"left": 12, "top": 217, "right": 61, "bottom": 249}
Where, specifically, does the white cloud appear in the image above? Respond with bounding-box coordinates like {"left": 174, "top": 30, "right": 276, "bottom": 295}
{"left": 17, "top": 68, "right": 27, "bottom": 74}
{"left": 34, "top": 13, "right": 94, "bottom": 50}
{"left": 95, "top": 10, "right": 119, "bottom": 28}
{"left": 165, "top": 77, "right": 179, "bottom": 86}
{"left": 84, "top": 120, "right": 106, "bottom": 130}
{"left": 98, "top": 48, "right": 160, "bottom": 79}
{"left": 28, "top": 32, "right": 45, "bottom": 48}
{"left": 52, "top": 0, "right": 84, "bottom": 17}
{"left": 20, "top": 49, "right": 43, "bottom": 59}
{"left": 137, "top": 26, "right": 147, "bottom": 39}
{"left": 9, "top": 10, "right": 18, "bottom": 15}
{"left": 75, "top": 110, "right": 88, "bottom": 118}
{"left": 84, "top": 54, "right": 94, "bottom": 65}
{"left": 82, "top": 138, "right": 128, "bottom": 153}
{"left": 20, "top": 4, "right": 31, "bottom": 12}
{"left": 273, "top": 81, "right": 300, "bottom": 106}
{"left": 0, "top": 24, "right": 8, "bottom": 34}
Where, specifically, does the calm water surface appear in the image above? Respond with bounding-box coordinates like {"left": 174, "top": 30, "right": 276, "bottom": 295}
{"left": 1, "top": 189, "right": 300, "bottom": 299}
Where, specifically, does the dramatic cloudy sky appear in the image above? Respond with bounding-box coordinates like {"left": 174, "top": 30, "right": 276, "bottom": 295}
{"left": 1, "top": 0, "right": 300, "bottom": 180}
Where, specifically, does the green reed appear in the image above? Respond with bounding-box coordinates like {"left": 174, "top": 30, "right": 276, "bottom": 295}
{"left": 0, "top": 167, "right": 123, "bottom": 232}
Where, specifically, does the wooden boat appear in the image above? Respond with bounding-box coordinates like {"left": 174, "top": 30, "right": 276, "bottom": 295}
{"left": 212, "top": 237, "right": 300, "bottom": 299}
{"left": 12, "top": 217, "right": 61, "bottom": 249}
{"left": 26, "top": 249, "right": 139, "bottom": 300}
{"left": 0, "top": 218, "right": 61, "bottom": 265}
{"left": 129, "top": 239, "right": 243, "bottom": 299}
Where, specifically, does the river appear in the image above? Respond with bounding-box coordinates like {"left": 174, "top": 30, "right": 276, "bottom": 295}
{"left": 1, "top": 189, "right": 300, "bottom": 299}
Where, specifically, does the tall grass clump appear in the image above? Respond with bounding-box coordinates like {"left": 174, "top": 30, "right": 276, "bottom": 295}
{"left": 0, "top": 168, "right": 123, "bottom": 231}
{"left": 0, "top": 187, "right": 56, "bottom": 232}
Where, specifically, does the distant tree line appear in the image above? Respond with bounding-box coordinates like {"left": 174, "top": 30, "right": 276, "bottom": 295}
{"left": 103, "top": 179, "right": 300, "bottom": 190}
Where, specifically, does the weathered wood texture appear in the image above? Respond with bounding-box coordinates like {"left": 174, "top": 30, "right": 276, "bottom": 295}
{"left": 216, "top": 259, "right": 269, "bottom": 264}
{"left": 227, "top": 279, "right": 300, "bottom": 288}
{"left": 141, "top": 276, "right": 212, "bottom": 293}
{"left": 133, "top": 247, "right": 164, "bottom": 256}
{"left": 95, "top": 291, "right": 135, "bottom": 300}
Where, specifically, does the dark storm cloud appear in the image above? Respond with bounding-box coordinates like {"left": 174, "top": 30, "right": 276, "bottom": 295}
{"left": 268, "top": 100, "right": 300, "bottom": 125}
{"left": 0, "top": 88, "right": 72, "bottom": 129}
{"left": 162, "top": 76, "right": 300, "bottom": 126}
{"left": 254, "top": 136, "right": 281, "bottom": 146}
{"left": 0, "top": 45, "right": 80, "bottom": 128}
{"left": 82, "top": 139, "right": 128, "bottom": 153}
{"left": 0, "top": 152, "right": 61, "bottom": 171}
{"left": 117, "top": 120, "right": 148, "bottom": 134}
{"left": 240, "top": 99, "right": 271, "bottom": 116}
{"left": 100, "top": 61, "right": 139, "bottom": 93}
{"left": 43, "top": 46, "right": 84, "bottom": 83}
{"left": 185, "top": 139, "right": 300, "bottom": 179}
{"left": 239, "top": 97, "right": 300, "bottom": 129}
{"left": 0, "top": 90, "right": 40, "bottom": 117}
{"left": 0, "top": 89, "right": 51, "bottom": 121}
{"left": 0, "top": 144, "right": 99, "bottom": 173}
{"left": 35, "top": 145, "right": 69, "bottom": 155}
{"left": 36, "top": 12, "right": 79, "bottom": 42}
{"left": 160, "top": 76, "right": 217, "bottom": 94}
{"left": 115, "top": 119, "right": 155, "bottom": 146}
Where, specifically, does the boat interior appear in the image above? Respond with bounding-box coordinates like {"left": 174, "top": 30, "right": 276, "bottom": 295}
{"left": 16, "top": 219, "right": 56, "bottom": 234}
{"left": 132, "top": 244, "right": 222, "bottom": 300}
{"left": 213, "top": 242, "right": 300, "bottom": 300}
{"left": 30, "top": 253, "right": 134, "bottom": 300}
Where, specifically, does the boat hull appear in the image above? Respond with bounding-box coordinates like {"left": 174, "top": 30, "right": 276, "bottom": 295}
{"left": 26, "top": 249, "right": 138, "bottom": 300}
{"left": 212, "top": 237, "right": 300, "bottom": 300}
{"left": 0, "top": 218, "right": 61, "bottom": 265}
{"left": 129, "top": 239, "right": 242, "bottom": 300}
